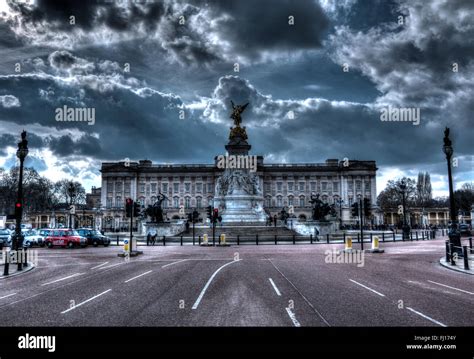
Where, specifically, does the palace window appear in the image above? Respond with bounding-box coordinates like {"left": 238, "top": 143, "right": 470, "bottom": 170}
{"left": 162, "top": 183, "right": 168, "bottom": 193}
{"left": 310, "top": 182, "right": 316, "bottom": 191}
{"left": 299, "top": 196, "right": 305, "bottom": 207}
{"left": 173, "top": 197, "right": 179, "bottom": 208}
{"left": 185, "top": 183, "right": 191, "bottom": 193}
{"left": 299, "top": 182, "right": 305, "bottom": 191}
{"left": 321, "top": 182, "right": 327, "bottom": 191}
{"left": 277, "top": 182, "right": 282, "bottom": 192}
{"left": 115, "top": 182, "right": 122, "bottom": 192}
{"left": 139, "top": 183, "right": 145, "bottom": 193}
{"left": 288, "top": 182, "right": 294, "bottom": 192}
{"left": 185, "top": 197, "right": 191, "bottom": 208}
{"left": 196, "top": 197, "right": 202, "bottom": 209}
{"left": 174, "top": 183, "right": 179, "bottom": 193}
{"left": 356, "top": 180, "right": 362, "bottom": 191}
{"left": 196, "top": 183, "right": 202, "bottom": 193}
{"left": 207, "top": 183, "right": 213, "bottom": 193}
{"left": 151, "top": 183, "right": 157, "bottom": 193}
{"left": 288, "top": 196, "right": 294, "bottom": 206}
{"left": 277, "top": 196, "right": 282, "bottom": 207}
{"left": 106, "top": 197, "right": 112, "bottom": 208}
{"left": 333, "top": 182, "right": 339, "bottom": 192}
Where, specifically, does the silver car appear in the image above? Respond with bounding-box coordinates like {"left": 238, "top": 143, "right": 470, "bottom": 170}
{"left": 0, "top": 228, "right": 12, "bottom": 248}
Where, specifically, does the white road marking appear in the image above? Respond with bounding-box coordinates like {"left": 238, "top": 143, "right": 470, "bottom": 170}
{"left": 161, "top": 259, "right": 189, "bottom": 268}
{"left": 41, "top": 273, "right": 85, "bottom": 286}
{"left": 124, "top": 270, "right": 153, "bottom": 283}
{"left": 427, "top": 280, "right": 474, "bottom": 295}
{"left": 285, "top": 307, "right": 301, "bottom": 327}
{"left": 0, "top": 293, "right": 17, "bottom": 300}
{"left": 269, "top": 278, "right": 281, "bottom": 296}
{"left": 192, "top": 260, "right": 241, "bottom": 310}
{"left": 349, "top": 279, "right": 385, "bottom": 297}
{"left": 406, "top": 307, "right": 447, "bottom": 327}
{"left": 91, "top": 262, "right": 109, "bottom": 270}
{"left": 61, "top": 289, "right": 112, "bottom": 314}
{"left": 99, "top": 263, "right": 124, "bottom": 270}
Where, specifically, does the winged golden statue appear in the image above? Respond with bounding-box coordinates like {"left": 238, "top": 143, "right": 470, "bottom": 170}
{"left": 230, "top": 100, "right": 249, "bottom": 127}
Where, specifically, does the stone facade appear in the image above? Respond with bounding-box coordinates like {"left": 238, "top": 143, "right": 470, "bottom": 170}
{"left": 100, "top": 157, "right": 378, "bottom": 230}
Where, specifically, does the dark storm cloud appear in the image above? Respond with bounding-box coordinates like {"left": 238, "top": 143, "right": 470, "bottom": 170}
{"left": 5, "top": 0, "right": 328, "bottom": 65}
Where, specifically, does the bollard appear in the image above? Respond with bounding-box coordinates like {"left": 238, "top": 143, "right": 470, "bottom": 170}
{"left": 199, "top": 235, "right": 201, "bottom": 246}
{"left": 416, "top": 232, "right": 418, "bottom": 241}
{"left": 275, "top": 235, "right": 277, "bottom": 245}
{"left": 463, "top": 246, "right": 469, "bottom": 270}
{"left": 293, "top": 235, "right": 296, "bottom": 245}
{"left": 370, "top": 233, "right": 373, "bottom": 243}
{"left": 357, "top": 233, "right": 360, "bottom": 243}
{"left": 193, "top": 235, "right": 195, "bottom": 246}
{"left": 410, "top": 232, "right": 413, "bottom": 241}
{"left": 310, "top": 234, "right": 313, "bottom": 244}
{"left": 393, "top": 232, "right": 395, "bottom": 242}
{"left": 326, "top": 234, "right": 329, "bottom": 244}
{"left": 117, "top": 235, "right": 119, "bottom": 246}
{"left": 382, "top": 232, "right": 385, "bottom": 242}
{"left": 345, "top": 236, "right": 353, "bottom": 252}
{"left": 180, "top": 236, "right": 183, "bottom": 246}
{"left": 237, "top": 235, "right": 240, "bottom": 246}
{"left": 343, "top": 232, "right": 346, "bottom": 243}
{"left": 450, "top": 243, "right": 456, "bottom": 265}
{"left": 422, "top": 232, "right": 424, "bottom": 240}
{"left": 469, "top": 237, "right": 472, "bottom": 249}
{"left": 203, "top": 234, "right": 208, "bottom": 245}
{"left": 445, "top": 241, "right": 450, "bottom": 263}
{"left": 220, "top": 234, "right": 227, "bottom": 246}
{"left": 256, "top": 234, "right": 259, "bottom": 246}
{"left": 367, "top": 236, "right": 384, "bottom": 253}
{"left": 162, "top": 236, "right": 166, "bottom": 246}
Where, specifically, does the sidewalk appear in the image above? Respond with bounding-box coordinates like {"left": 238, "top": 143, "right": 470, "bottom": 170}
{"left": 439, "top": 257, "right": 474, "bottom": 275}
{"left": 0, "top": 262, "right": 36, "bottom": 279}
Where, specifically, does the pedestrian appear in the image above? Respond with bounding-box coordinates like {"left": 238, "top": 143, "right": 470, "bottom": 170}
{"left": 147, "top": 232, "right": 151, "bottom": 246}
{"left": 273, "top": 215, "right": 277, "bottom": 227}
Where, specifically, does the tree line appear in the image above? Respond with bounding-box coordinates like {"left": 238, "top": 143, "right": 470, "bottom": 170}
{"left": 377, "top": 171, "right": 474, "bottom": 214}
{"left": 0, "top": 167, "right": 86, "bottom": 216}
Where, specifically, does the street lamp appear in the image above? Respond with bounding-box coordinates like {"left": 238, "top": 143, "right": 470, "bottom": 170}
{"left": 335, "top": 197, "right": 343, "bottom": 230}
{"left": 13, "top": 131, "right": 28, "bottom": 273}
{"left": 67, "top": 182, "right": 76, "bottom": 229}
{"left": 399, "top": 179, "right": 411, "bottom": 240}
{"left": 442, "top": 127, "right": 461, "bottom": 249}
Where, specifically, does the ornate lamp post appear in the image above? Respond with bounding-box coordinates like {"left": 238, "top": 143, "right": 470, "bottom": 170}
{"left": 442, "top": 127, "right": 461, "bottom": 248}
{"left": 399, "top": 179, "right": 411, "bottom": 240}
{"left": 67, "top": 182, "right": 76, "bottom": 229}
{"left": 14, "top": 131, "right": 28, "bottom": 271}
{"left": 335, "top": 197, "right": 343, "bottom": 229}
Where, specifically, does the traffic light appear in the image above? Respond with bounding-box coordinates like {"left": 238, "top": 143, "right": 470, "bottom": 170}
{"left": 125, "top": 198, "right": 133, "bottom": 218}
{"left": 363, "top": 198, "right": 371, "bottom": 217}
{"left": 133, "top": 201, "right": 141, "bottom": 217}
{"left": 351, "top": 202, "right": 359, "bottom": 217}
{"left": 14, "top": 202, "right": 22, "bottom": 217}
{"left": 192, "top": 209, "right": 199, "bottom": 222}
{"left": 206, "top": 206, "right": 213, "bottom": 221}
{"left": 213, "top": 208, "right": 219, "bottom": 223}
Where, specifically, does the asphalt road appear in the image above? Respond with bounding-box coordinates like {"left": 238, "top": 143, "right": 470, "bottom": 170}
{"left": 0, "top": 238, "right": 473, "bottom": 327}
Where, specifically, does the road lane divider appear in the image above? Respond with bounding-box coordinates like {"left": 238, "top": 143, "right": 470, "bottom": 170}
{"left": 61, "top": 289, "right": 112, "bottom": 314}
{"left": 269, "top": 278, "right": 282, "bottom": 296}
{"left": 192, "top": 260, "right": 241, "bottom": 310}
{"left": 349, "top": 279, "right": 385, "bottom": 297}
{"left": 0, "top": 293, "right": 17, "bottom": 300}
{"left": 91, "top": 262, "right": 109, "bottom": 270}
{"left": 406, "top": 307, "right": 447, "bottom": 327}
{"left": 427, "top": 280, "right": 474, "bottom": 295}
{"left": 285, "top": 307, "right": 301, "bottom": 327}
{"left": 124, "top": 270, "right": 153, "bottom": 283}
{"left": 161, "top": 259, "right": 189, "bottom": 268}
{"left": 41, "top": 273, "right": 85, "bottom": 286}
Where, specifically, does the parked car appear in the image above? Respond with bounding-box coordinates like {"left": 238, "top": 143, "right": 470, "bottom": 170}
{"left": 21, "top": 229, "right": 45, "bottom": 247}
{"left": 44, "top": 229, "right": 87, "bottom": 249}
{"left": 77, "top": 228, "right": 110, "bottom": 247}
{"left": 459, "top": 224, "right": 472, "bottom": 236}
{"left": 0, "top": 228, "right": 12, "bottom": 249}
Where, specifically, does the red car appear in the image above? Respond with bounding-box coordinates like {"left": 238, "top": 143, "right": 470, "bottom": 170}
{"left": 45, "top": 229, "right": 87, "bottom": 249}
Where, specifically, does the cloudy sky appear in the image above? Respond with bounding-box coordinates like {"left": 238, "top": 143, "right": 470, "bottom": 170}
{"left": 0, "top": 0, "right": 472, "bottom": 196}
